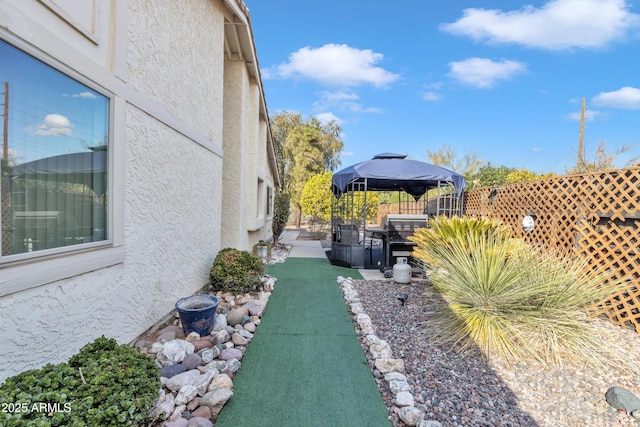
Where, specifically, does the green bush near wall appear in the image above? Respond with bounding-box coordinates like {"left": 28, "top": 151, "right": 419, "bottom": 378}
{"left": 0, "top": 336, "right": 159, "bottom": 427}
{"left": 209, "top": 247, "right": 265, "bottom": 294}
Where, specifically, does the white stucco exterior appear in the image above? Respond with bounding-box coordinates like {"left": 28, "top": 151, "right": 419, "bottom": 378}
{"left": 0, "top": 0, "right": 278, "bottom": 382}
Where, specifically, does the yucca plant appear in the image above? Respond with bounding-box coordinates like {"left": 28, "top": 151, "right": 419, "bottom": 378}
{"left": 411, "top": 216, "right": 523, "bottom": 269}
{"left": 410, "top": 216, "right": 630, "bottom": 372}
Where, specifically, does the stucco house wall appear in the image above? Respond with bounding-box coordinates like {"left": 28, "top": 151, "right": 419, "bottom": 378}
{"left": 0, "top": 0, "right": 277, "bottom": 382}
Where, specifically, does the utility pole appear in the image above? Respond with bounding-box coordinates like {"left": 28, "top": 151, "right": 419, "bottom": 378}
{"left": 578, "top": 97, "right": 585, "bottom": 166}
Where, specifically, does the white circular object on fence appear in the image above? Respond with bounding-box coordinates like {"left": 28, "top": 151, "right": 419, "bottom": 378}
{"left": 522, "top": 215, "right": 535, "bottom": 232}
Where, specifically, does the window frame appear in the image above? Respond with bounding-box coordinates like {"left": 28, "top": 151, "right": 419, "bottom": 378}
{"left": 0, "top": 34, "right": 124, "bottom": 296}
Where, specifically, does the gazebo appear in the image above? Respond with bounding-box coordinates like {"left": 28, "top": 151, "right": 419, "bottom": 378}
{"left": 329, "top": 153, "right": 466, "bottom": 269}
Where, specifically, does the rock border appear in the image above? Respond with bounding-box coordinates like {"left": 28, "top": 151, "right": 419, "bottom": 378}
{"left": 135, "top": 273, "right": 279, "bottom": 427}
{"left": 337, "top": 275, "right": 442, "bottom": 427}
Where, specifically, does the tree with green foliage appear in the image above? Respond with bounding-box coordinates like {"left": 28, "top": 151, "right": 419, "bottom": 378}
{"left": 426, "top": 144, "right": 484, "bottom": 178}
{"left": 333, "top": 190, "right": 380, "bottom": 223}
{"left": 300, "top": 171, "right": 333, "bottom": 221}
{"left": 270, "top": 111, "right": 343, "bottom": 227}
{"left": 301, "top": 171, "right": 380, "bottom": 223}
{"left": 271, "top": 192, "right": 290, "bottom": 245}
{"left": 505, "top": 168, "right": 557, "bottom": 184}
{"left": 466, "top": 164, "right": 515, "bottom": 189}
{"left": 270, "top": 111, "right": 303, "bottom": 194}
{"left": 377, "top": 191, "right": 402, "bottom": 205}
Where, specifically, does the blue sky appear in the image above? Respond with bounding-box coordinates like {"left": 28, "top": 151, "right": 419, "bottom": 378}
{"left": 245, "top": 0, "right": 640, "bottom": 174}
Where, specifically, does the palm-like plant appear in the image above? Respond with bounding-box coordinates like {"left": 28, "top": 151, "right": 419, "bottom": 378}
{"left": 410, "top": 216, "right": 630, "bottom": 371}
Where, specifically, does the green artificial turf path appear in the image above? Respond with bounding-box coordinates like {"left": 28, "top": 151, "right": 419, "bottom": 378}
{"left": 215, "top": 257, "right": 391, "bottom": 427}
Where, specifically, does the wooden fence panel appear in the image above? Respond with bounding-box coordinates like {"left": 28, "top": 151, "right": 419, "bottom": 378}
{"left": 464, "top": 167, "right": 640, "bottom": 331}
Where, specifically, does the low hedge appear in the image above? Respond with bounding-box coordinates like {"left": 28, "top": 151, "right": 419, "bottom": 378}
{"left": 209, "top": 247, "right": 264, "bottom": 294}
{"left": 0, "top": 336, "right": 159, "bottom": 426}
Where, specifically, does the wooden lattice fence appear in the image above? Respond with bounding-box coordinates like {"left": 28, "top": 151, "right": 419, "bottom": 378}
{"left": 464, "top": 167, "right": 640, "bottom": 332}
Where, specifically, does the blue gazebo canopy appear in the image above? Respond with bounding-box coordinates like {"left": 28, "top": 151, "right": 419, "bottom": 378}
{"left": 331, "top": 153, "right": 466, "bottom": 199}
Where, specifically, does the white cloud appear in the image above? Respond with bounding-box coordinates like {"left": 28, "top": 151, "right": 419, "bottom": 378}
{"left": 341, "top": 151, "right": 354, "bottom": 157}
{"left": 313, "top": 90, "right": 359, "bottom": 110}
{"left": 72, "top": 91, "right": 97, "bottom": 99}
{"left": 441, "top": 0, "right": 640, "bottom": 50}
{"left": 315, "top": 112, "right": 344, "bottom": 126}
{"left": 423, "top": 91, "right": 444, "bottom": 101}
{"left": 592, "top": 86, "right": 640, "bottom": 109}
{"left": 268, "top": 43, "right": 400, "bottom": 87}
{"left": 28, "top": 114, "right": 73, "bottom": 136}
{"left": 567, "top": 109, "right": 600, "bottom": 121}
{"left": 532, "top": 147, "right": 543, "bottom": 153}
{"left": 313, "top": 90, "right": 382, "bottom": 114}
{"left": 448, "top": 57, "right": 526, "bottom": 88}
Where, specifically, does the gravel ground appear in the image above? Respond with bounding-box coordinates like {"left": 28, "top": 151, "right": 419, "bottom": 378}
{"left": 349, "top": 278, "right": 640, "bottom": 427}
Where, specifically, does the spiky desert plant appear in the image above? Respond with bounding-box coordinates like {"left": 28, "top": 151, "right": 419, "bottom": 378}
{"left": 410, "top": 216, "right": 629, "bottom": 371}
{"left": 410, "top": 216, "right": 522, "bottom": 269}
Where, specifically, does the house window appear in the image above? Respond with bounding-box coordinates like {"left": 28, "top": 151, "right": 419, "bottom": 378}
{"left": 0, "top": 39, "right": 109, "bottom": 259}
{"left": 257, "top": 178, "right": 265, "bottom": 218}
{"left": 266, "top": 186, "right": 272, "bottom": 216}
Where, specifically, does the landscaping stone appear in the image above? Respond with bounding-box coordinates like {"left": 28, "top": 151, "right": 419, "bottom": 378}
{"left": 395, "top": 391, "right": 415, "bottom": 407}
{"left": 193, "top": 370, "right": 216, "bottom": 397}
{"left": 175, "top": 385, "right": 198, "bottom": 406}
{"left": 212, "top": 330, "right": 230, "bottom": 345}
{"left": 166, "top": 370, "right": 202, "bottom": 392}
{"left": 200, "top": 389, "right": 233, "bottom": 415}
{"left": 389, "top": 379, "right": 412, "bottom": 394}
{"left": 189, "top": 405, "right": 212, "bottom": 420}
{"left": 160, "top": 364, "right": 188, "bottom": 379}
{"left": 186, "top": 417, "right": 213, "bottom": 427}
{"left": 168, "top": 404, "right": 186, "bottom": 421}
{"left": 219, "top": 348, "right": 243, "bottom": 361}
{"left": 157, "top": 340, "right": 195, "bottom": 366}
{"left": 384, "top": 372, "right": 407, "bottom": 382}
{"left": 605, "top": 386, "right": 640, "bottom": 413}
{"left": 198, "top": 348, "right": 217, "bottom": 364}
{"left": 186, "top": 397, "right": 200, "bottom": 411}
{"left": 398, "top": 406, "right": 424, "bottom": 426}
{"left": 192, "top": 339, "right": 212, "bottom": 352}
{"left": 163, "top": 418, "right": 188, "bottom": 427}
{"left": 374, "top": 357, "right": 405, "bottom": 373}
{"left": 368, "top": 338, "right": 392, "bottom": 359}
{"left": 157, "top": 331, "right": 177, "bottom": 343}
{"left": 181, "top": 353, "right": 202, "bottom": 370}
{"left": 185, "top": 332, "right": 200, "bottom": 342}
{"left": 208, "top": 373, "right": 233, "bottom": 392}
{"left": 245, "top": 302, "right": 264, "bottom": 317}
{"left": 149, "top": 393, "right": 175, "bottom": 421}
{"left": 226, "top": 309, "right": 244, "bottom": 326}
{"left": 212, "top": 313, "right": 227, "bottom": 330}
{"left": 231, "top": 332, "right": 248, "bottom": 346}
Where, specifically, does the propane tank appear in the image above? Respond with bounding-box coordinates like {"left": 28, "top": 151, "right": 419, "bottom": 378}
{"left": 393, "top": 257, "right": 412, "bottom": 284}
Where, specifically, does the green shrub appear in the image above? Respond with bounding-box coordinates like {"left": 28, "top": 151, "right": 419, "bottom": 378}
{"left": 272, "top": 192, "right": 290, "bottom": 244}
{"left": 410, "top": 216, "right": 628, "bottom": 371}
{"left": 209, "top": 247, "right": 264, "bottom": 293}
{"left": 0, "top": 336, "right": 159, "bottom": 427}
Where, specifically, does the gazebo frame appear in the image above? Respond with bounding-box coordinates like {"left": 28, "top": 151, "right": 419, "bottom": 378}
{"left": 329, "top": 153, "right": 465, "bottom": 269}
